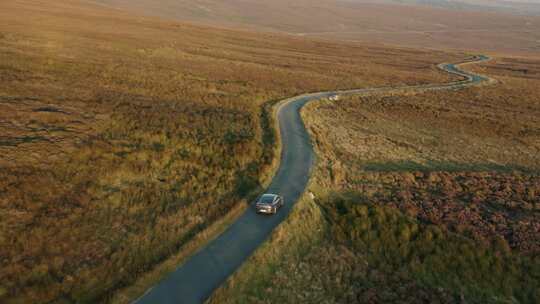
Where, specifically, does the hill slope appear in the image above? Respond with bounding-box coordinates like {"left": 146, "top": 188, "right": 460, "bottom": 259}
{"left": 91, "top": 0, "right": 540, "bottom": 55}
{"left": 0, "top": 0, "right": 461, "bottom": 302}
{"left": 209, "top": 54, "right": 540, "bottom": 304}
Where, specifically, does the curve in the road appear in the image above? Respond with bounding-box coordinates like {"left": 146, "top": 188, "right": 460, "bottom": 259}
{"left": 134, "top": 55, "right": 494, "bottom": 304}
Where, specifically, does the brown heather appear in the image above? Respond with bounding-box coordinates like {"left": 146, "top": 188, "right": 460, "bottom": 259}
{"left": 303, "top": 56, "right": 540, "bottom": 255}
{"left": 209, "top": 56, "right": 540, "bottom": 302}
{"left": 0, "top": 0, "right": 464, "bottom": 302}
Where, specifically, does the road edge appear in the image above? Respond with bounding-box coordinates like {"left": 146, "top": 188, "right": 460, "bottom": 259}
{"left": 205, "top": 54, "right": 496, "bottom": 303}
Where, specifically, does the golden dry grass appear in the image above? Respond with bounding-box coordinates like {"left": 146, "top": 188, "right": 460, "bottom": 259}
{"left": 304, "top": 56, "right": 540, "bottom": 177}
{"left": 0, "top": 0, "right": 467, "bottom": 302}
{"left": 209, "top": 57, "right": 540, "bottom": 303}
{"left": 93, "top": 0, "right": 540, "bottom": 56}
{"left": 302, "top": 55, "right": 540, "bottom": 252}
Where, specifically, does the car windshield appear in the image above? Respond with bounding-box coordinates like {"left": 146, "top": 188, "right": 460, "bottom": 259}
{"left": 259, "top": 195, "right": 275, "bottom": 204}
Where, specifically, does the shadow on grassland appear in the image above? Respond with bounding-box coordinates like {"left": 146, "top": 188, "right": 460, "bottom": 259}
{"left": 361, "top": 160, "right": 537, "bottom": 174}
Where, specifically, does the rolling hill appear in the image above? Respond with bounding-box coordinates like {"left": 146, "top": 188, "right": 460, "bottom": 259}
{"left": 90, "top": 0, "right": 540, "bottom": 55}
{"left": 0, "top": 0, "right": 462, "bottom": 302}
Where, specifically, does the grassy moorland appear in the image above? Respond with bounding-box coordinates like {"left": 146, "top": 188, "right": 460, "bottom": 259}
{"left": 209, "top": 58, "right": 540, "bottom": 303}
{"left": 0, "top": 0, "right": 465, "bottom": 303}
{"left": 95, "top": 0, "right": 540, "bottom": 56}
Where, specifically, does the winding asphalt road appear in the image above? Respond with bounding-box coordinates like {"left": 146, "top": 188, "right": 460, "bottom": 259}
{"left": 134, "top": 55, "right": 493, "bottom": 304}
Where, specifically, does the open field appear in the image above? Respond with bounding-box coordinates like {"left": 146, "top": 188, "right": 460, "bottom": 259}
{"left": 92, "top": 0, "right": 540, "bottom": 56}
{"left": 0, "top": 0, "right": 467, "bottom": 303}
{"left": 209, "top": 57, "right": 540, "bottom": 303}
{"left": 211, "top": 194, "right": 540, "bottom": 303}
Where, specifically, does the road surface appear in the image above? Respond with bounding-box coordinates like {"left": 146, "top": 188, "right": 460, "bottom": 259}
{"left": 134, "top": 55, "right": 493, "bottom": 304}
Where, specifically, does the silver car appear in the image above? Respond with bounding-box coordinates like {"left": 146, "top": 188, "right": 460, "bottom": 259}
{"left": 255, "top": 194, "right": 284, "bottom": 214}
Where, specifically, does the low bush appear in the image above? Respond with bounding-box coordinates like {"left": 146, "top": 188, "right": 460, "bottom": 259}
{"left": 325, "top": 195, "right": 540, "bottom": 303}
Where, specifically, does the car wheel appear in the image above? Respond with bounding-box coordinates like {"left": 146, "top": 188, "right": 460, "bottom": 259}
{"left": 273, "top": 207, "right": 277, "bottom": 214}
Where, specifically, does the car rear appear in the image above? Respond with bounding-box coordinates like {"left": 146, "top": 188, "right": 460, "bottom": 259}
{"left": 256, "top": 202, "right": 275, "bottom": 214}
{"left": 256, "top": 194, "right": 280, "bottom": 214}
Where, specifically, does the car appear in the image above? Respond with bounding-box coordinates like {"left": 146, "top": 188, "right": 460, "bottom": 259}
{"left": 329, "top": 94, "right": 340, "bottom": 101}
{"left": 255, "top": 193, "right": 284, "bottom": 214}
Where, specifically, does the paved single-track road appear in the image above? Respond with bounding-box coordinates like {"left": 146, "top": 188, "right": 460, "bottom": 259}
{"left": 134, "top": 55, "right": 494, "bottom": 304}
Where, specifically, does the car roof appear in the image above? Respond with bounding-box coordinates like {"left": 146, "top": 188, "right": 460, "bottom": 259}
{"left": 261, "top": 193, "right": 278, "bottom": 198}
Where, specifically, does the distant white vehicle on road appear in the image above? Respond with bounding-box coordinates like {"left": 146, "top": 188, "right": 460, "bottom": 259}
{"left": 329, "top": 94, "right": 340, "bottom": 101}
